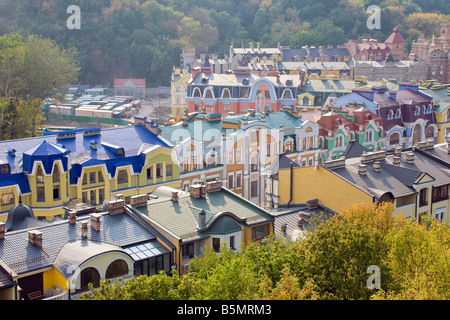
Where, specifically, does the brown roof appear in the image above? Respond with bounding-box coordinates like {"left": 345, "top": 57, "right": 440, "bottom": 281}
{"left": 385, "top": 26, "right": 405, "bottom": 44}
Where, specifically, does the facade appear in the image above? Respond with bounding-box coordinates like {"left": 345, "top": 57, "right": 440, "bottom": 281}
{"left": 129, "top": 183, "right": 274, "bottom": 274}
{"left": 0, "top": 125, "right": 180, "bottom": 222}
{"left": 316, "top": 106, "right": 386, "bottom": 161}
{"left": 170, "top": 67, "right": 191, "bottom": 118}
{"left": 353, "top": 57, "right": 429, "bottom": 82}
{"left": 409, "top": 23, "right": 450, "bottom": 84}
{"left": 266, "top": 142, "right": 450, "bottom": 226}
{"left": 186, "top": 65, "right": 304, "bottom": 116}
{"left": 423, "top": 85, "right": 450, "bottom": 143}
{"left": 346, "top": 26, "right": 405, "bottom": 61}
{"left": 158, "top": 108, "right": 319, "bottom": 208}
{"left": 0, "top": 200, "right": 175, "bottom": 300}
{"left": 114, "top": 78, "right": 146, "bottom": 99}
{"left": 331, "top": 83, "right": 436, "bottom": 150}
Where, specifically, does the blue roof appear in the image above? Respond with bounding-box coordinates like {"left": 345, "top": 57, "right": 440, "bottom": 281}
{"left": 331, "top": 92, "right": 378, "bottom": 114}
{"left": 0, "top": 124, "right": 171, "bottom": 188}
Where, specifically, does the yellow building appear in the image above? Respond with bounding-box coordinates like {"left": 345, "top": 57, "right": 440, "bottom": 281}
{"left": 0, "top": 200, "right": 175, "bottom": 300}
{"left": 129, "top": 182, "right": 274, "bottom": 274}
{"left": 0, "top": 125, "right": 180, "bottom": 223}
{"left": 170, "top": 67, "right": 191, "bottom": 118}
{"left": 267, "top": 143, "right": 450, "bottom": 225}
{"left": 424, "top": 86, "right": 450, "bottom": 144}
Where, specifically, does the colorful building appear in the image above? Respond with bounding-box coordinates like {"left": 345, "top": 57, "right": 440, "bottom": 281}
{"left": 129, "top": 182, "right": 274, "bottom": 274}
{"left": 266, "top": 142, "right": 450, "bottom": 225}
{"left": 0, "top": 199, "right": 175, "bottom": 300}
{"left": 0, "top": 124, "right": 180, "bottom": 222}
{"left": 170, "top": 67, "right": 191, "bottom": 117}
{"left": 157, "top": 108, "right": 319, "bottom": 208}
{"left": 422, "top": 85, "right": 450, "bottom": 144}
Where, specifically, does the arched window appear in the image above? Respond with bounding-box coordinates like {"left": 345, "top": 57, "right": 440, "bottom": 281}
{"left": 335, "top": 135, "right": 343, "bottom": 147}
{"left": 387, "top": 110, "right": 394, "bottom": 120}
{"left": 365, "top": 130, "right": 373, "bottom": 142}
{"left": 222, "top": 88, "right": 231, "bottom": 99}
{"left": 282, "top": 89, "right": 293, "bottom": 99}
{"left": 395, "top": 109, "right": 401, "bottom": 119}
{"left": 106, "top": 259, "right": 129, "bottom": 279}
{"left": 414, "top": 106, "right": 420, "bottom": 116}
{"left": 425, "top": 126, "right": 434, "bottom": 139}
{"left": 205, "top": 88, "right": 213, "bottom": 99}
{"left": 423, "top": 105, "right": 427, "bottom": 114}
{"left": 389, "top": 132, "right": 400, "bottom": 146}
{"left": 412, "top": 124, "right": 422, "bottom": 144}
{"left": 193, "top": 88, "right": 201, "bottom": 98}
{"left": 428, "top": 104, "right": 433, "bottom": 114}
{"left": 80, "top": 267, "right": 100, "bottom": 290}
{"left": 302, "top": 96, "right": 310, "bottom": 106}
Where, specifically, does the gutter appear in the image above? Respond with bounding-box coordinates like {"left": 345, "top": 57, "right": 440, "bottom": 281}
{"left": 287, "top": 162, "right": 293, "bottom": 208}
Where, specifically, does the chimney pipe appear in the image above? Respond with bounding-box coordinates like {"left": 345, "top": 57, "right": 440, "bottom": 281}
{"left": 393, "top": 156, "right": 401, "bottom": 165}
{"left": 405, "top": 152, "right": 415, "bottom": 164}
{"left": 28, "top": 230, "right": 43, "bottom": 248}
{"left": 281, "top": 224, "right": 287, "bottom": 233}
{"left": 373, "top": 161, "right": 381, "bottom": 172}
{"left": 358, "top": 164, "right": 367, "bottom": 175}
{"left": 90, "top": 213, "right": 102, "bottom": 231}
{"left": 69, "top": 210, "right": 77, "bottom": 224}
{"left": 171, "top": 191, "right": 179, "bottom": 202}
{"left": 81, "top": 221, "right": 88, "bottom": 238}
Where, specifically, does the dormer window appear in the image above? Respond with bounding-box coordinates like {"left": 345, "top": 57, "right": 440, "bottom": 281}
{"left": 1, "top": 164, "right": 9, "bottom": 174}
{"left": 414, "top": 106, "right": 420, "bottom": 116}
{"left": 36, "top": 166, "right": 44, "bottom": 183}
{"left": 117, "top": 149, "right": 124, "bottom": 157}
{"left": 395, "top": 109, "right": 401, "bottom": 119}
{"left": 387, "top": 110, "right": 394, "bottom": 120}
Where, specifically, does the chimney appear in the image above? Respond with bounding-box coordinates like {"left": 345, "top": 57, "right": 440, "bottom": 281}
{"left": 28, "top": 230, "right": 43, "bottom": 248}
{"left": 297, "top": 219, "right": 303, "bottom": 229}
{"left": 249, "top": 42, "right": 254, "bottom": 49}
{"left": 189, "top": 184, "right": 203, "bottom": 199}
{"left": 90, "top": 140, "right": 98, "bottom": 150}
{"left": 171, "top": 191, "right": 179, "bottom": 202}
{"left": 394, "top": 146, "right": 402, "bottom": 156}
{"left": 0, "top": 222, "right": 5, "bottom": 240}
{"left": 405, "top": 152, "right": 415, "bottom": 164}
{"left": 198, "top": 209, "right": 206, "bottom": 229}
{"left": 81, "top": 221, "right": 88, "bottom": 238}
{"left": 373, "top": 161, "right": 381, "bottom": 172}
{"left": 69, "top": 210, "right": 77, "bottom": 224}
{"left": 108, "top": 199, "right": 125, "bottom": 215}
{"left": 90, "top": 213, "right": 101, "bottom": 231}
{"left": 257, "top": 42, "right": 260, "bottom": 50}
{"left": 393, "top": 156, "right": 401, "bottom": 165}
{"left": 426, "top": 139, "right": 434, "bottom": 150}
{"left": 306, "top": 199, "right": 319, "bottom": 210}
{"left": 358, "top": 164, "right": 367, "bottom": 175}
{"left": 416, "top": 141, "right": 427, "bottom": 150}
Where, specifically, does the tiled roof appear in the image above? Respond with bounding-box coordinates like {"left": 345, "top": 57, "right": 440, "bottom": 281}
{"left": 0, "top": 211, "right": 159, "bottom": 276}
{"left": 135, "top": 186, "right": 273, "bottom": 243}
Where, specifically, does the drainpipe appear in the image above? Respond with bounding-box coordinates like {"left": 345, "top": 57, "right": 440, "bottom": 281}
{"left": 287, "top": 162, "right": 293, "bottom": 208}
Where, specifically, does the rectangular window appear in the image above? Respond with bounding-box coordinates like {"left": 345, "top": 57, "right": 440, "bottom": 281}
{"left": 267, "top": 142, "right": 271, "bottom": 156}
{"left": 419, "top": 188, "right": 428, "bottom": 207}
{"left": 252, "top": 224, "right": 270, "bottom": 241}
{"left": 90, "top": 190, "right": 96, "bottom": 205}
{"left": 236, "top": 173, "right": 242, "bottom": 188}
{"left": 53, "top": 187, "right": 60, "bottom": 200}
{"left": 240, "top": 88, "right": 248, "bottom": 98}
{"left": 182, "top": 243, "right": 195, "bottom": 260}
{"left": 236, "top": 148, "right": 242, "bottom": 163}
{"left": 1, "top": 164, "right": 8, "bottom": 174}
{"left": 37, "top": 187, "right": 45, "bottom": 202}
{"left": 156, "top": 163, "right": 163, "bottom": 178}
{"left": 117, "top": 169, "right": 128, "bottom": 184}
{"left": 89, "top": 172, "right": 96, "bottom": 184}
{"left": 98, "top": 171, "right": 104, "bottom": 183}
{"left": 223, "top": 104, "right": 230, "bottom": 113}
{"left": 147, "top": 166, "right": 153, "bottom": 180}
{"left": 228, "top": 174, "right": 234, "bottom": 189}
{"left": 227, "top": 150, "right": 233, "bottom": 164}
{"left": 82, "top": 191, "right": 87, "bottom": 204}
{"left": 82, "top": 173, "right": 88, "bottom": 185}
{"left": 250, "top": 130, "right": 258, "bottom": 144}
{"left": 251, "top": 180, "right": 258, "bottom": 198}
{"left": 230, "top": 236, "right": 235, "bottom": 250}
{"left": 212, "top": 238, "right": 221, "bottom": 253}
{"left": 166, "top": 164, "right": 172, "bottom": 177}
{"left": 99, "top": 189, "right": 105, "bottom": 204}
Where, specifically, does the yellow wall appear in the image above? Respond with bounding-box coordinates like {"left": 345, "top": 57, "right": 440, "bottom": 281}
{"left": 278, "top": 166, "right": 373, "bottom": 213}
{"left": 43, "top": 267, "right": 69, "bottom": 292}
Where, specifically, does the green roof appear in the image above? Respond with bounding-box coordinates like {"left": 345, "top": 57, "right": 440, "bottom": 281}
{"left": 133, "top": 186, "right": 273, "bottom": 243}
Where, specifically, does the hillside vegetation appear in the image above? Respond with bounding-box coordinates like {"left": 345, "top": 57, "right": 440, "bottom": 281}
{"left": 0, "top": 0, "right": 449, "bottom": 86}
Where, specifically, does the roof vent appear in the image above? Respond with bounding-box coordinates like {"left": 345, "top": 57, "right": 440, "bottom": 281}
{"left": 394, "top": 145, "right": 402, "bottom": 156}
{"left": 171, "top": 191, "right": 178, "bottom": 202}
{"left": 393, "top": 156, "right": 401, "bottom": 165}
{"left": 7, "top": 148, "right": 16, "bottom": 157}
{"left": 373, "top": 161, "right": 381, "bottom": 172}
{"left": 405, "top": 152, "right": 415, "bottom": 164}
{"left": 198, "top": 209, "right": 206, "bottom": 229}
{"left": 90, "top": 140, "right": 98, "bottom": 150}
{"left": 81, "top": 221, "right": 88, "bottom": 238}
{"left": 358, "top": 164, "right": 367, "bottom": 175}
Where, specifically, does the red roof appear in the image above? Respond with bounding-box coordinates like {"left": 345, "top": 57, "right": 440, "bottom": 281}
{"left": 114, "top": 78, "right": 146, "bottom": 88}
{"left": 385, "top": 26, "right": 405, "bottom": 44}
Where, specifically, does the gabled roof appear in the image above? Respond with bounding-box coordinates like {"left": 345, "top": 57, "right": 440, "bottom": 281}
{"left": 343, "top": 141, "right": 371, "bottom": 159}
{"left": 114, "top": 78, "right": 146, "bottom": 88}
{"left": 385, "top": 26, "right": 405, "bottom": 44}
